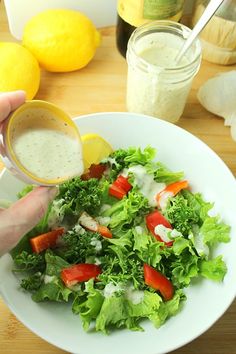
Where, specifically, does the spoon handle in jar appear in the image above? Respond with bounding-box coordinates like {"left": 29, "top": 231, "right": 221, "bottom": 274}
{"left": 175, "top": 0, "right": 225, "bottom": 63}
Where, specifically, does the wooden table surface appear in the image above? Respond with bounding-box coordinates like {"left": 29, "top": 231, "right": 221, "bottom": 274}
{"left": 0, "top": 1, "right": 236, "bottom": 353}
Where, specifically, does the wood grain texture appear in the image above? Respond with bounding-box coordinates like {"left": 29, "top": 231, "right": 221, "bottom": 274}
{"left": 0, "top": 1, "right": 236, "bottom": 353}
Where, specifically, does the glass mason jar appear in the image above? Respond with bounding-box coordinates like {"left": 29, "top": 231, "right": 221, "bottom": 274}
{"left": 126, "top": 21, "right": 202, "bottom": 123}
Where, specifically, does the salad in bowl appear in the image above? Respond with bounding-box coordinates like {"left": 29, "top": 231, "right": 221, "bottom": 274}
{"left": 11, "top": 145, "right": 230, "bottom": 334}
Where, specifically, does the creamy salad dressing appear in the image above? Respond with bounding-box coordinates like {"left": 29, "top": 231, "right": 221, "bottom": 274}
{"left": 103, "top": 282, "right": 144, "bottom": 305}
{"left": 122, "top": 165, "right": 165, "bottom": 206}
{"left": 127, "top": 28, "right": 201, "bottom": 122}
{"left": 10, "top": 109, "right": 83, "bottom": 181}
{"left": 96, "top": 216, "right": 111, "bottom": 226}
{"left": 139, "top": 45, "right": 188, "bottom": 68}
{"left": 154, "top": 224, "right": 182, "bottom": 243}
{"left": 90, "top": 237, "right": 102, "bottom": 252}
{"left": 125, "top": 286, "right": 144, "bottom": 305}
{"left": 48, "top": 198, "right": 69, "bottom": 230}
{"left": 103, "top": 283, "right": 124, "bottom": 298}
{"left": 44, "top": 275, "right": 56, "bottom": 284}
{"left": 134, "top": 225, "right": 144, "bottom": 235}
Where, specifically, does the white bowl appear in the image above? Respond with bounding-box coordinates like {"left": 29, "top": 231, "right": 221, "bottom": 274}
{"left": 0, "top": 112, "right": 236, "bottom": 354}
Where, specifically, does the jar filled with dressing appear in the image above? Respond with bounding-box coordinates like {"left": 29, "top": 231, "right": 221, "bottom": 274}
{"left": 126, "top": 21, "right": 202, "bottom": 123}
{"left": 0, "top": 100, "right": 84, "bottom": 185}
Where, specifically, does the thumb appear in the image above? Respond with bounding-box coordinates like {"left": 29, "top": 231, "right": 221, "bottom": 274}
{"left": 0, "top": 91, "right": 26, "bottom": 123}
{"left": 0, "top": 186, "right": 58, "bottom": 256}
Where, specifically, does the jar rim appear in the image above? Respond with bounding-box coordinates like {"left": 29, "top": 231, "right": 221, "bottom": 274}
{"left": 127, "top": 20, "right": 202, "bottom": 74}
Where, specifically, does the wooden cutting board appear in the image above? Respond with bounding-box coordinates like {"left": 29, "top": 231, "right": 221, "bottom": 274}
{"left": 0, "top": 1, "right": 236, "bottom": 353}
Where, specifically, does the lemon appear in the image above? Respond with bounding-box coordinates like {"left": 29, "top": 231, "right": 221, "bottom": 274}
{"left": 0, "top": 42, "right": 40, "bottom": 99}
{"left": 81, "top": 134, "right": 113, "bottom": 169}
{"left": 22, "top": 9, "right": 101, "bottom": 72}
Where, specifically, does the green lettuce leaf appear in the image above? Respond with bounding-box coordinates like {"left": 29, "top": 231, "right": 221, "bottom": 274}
{"left": 200, "top": 216, "right": 231, "bottom": 246}
{"left": 146, "top": 162, "right": 184, "bottom": 184}
{"left": 188, "top": 225, "right": 209, "bottom": 258}
{"left": 107, "top": 229, "right": 133, "bottom": 249}
{"left": 103, "top": 190, "right": 151, "bottom": 231}
{"left": 181, "top": 189, "right": 213, "bottom": 222}
{"left": 170, "top": 244, "right": 199, "bottom": 287}
{"left": 95, "top": 294, "right": 127, "bottom": 333}
{"left": 126, "top": 290, "right": 162, "bottom": 317}
{"left": 31, "top": 251, "right": 73, "bottom": 302}
{"left": 44, "top": 250, "right": 69, "bottom": 276}
{"left": 199, "top": 255, "right": 227, "bottom": 281}
{"left": 132, "top": 226, "right": 171, "bottom": 268}
{"left": 132, "top": 226, "right": 149, "bottom": 252}
{"left": 123, "top": 146, "right": 156, "bottom": 165}
{"left": 149, "top": 290, "right": 186, "bottom": 328}
{"left": 172, "top": 237, "right": 194, "bottom": 256}
{"left": 73, "top": 279, "right": 104, "bottom": 331}
{"left": 95, "top": 290, "right": 162, "bottom": 333}
{"left": 32, "top": 281, "right": 73, "bottom": 302}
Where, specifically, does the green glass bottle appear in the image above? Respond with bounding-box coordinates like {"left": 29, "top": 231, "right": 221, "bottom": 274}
{"left": 116, "top": 0, "right": 185, "bottom": 58}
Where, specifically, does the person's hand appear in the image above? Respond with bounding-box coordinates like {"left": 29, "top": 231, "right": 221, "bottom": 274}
{"left": 0, "top": 91, "right": 58, "bottom": 256}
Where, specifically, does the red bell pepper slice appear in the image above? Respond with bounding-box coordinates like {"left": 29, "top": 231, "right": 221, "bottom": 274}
{"left": 109, "top": 183, "right": 126, "bottom": 199}
{"left": 109, "top": 175, "right": 132, "bottom": 199}
{"left": 30, "top": 227, "right": 65, "bottom": 253}
{"left": 114, "top": 175, "right": 132, "bottom": 193}
{"left": 61, "top": 263, "right": 101, "bottom": 287}
{"left": 146, "top": 210, "right": 173, "bottom": 246}
{"left": 156, "top": 180, "right": 189, "bottom": 209}
{"left": 81, "top": 163, "right": 107, "bottom": 180}
{"left": 144, "top": 263, "right": 174, "bottom": 301}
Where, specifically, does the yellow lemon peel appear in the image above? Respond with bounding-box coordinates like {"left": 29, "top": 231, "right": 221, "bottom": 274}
{"left": 0, "top": 42, "right": 40, "bottom": 99}
{"left": 22, "top": 9, "right": 101, "bottom": 72}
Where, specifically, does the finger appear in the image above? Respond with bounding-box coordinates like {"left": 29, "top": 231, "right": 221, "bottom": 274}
{"left": 0, "top": 186, "right": 58, "bottom": 256}
{"left": 0, "top": 90, "right": 26, "bottom": 123}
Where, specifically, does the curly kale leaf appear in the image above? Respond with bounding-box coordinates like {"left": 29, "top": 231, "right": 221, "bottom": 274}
{"left": 164, "top": 194, "right": 200, "bottom": 236}
{"left": 57, "top": 177, "right": 105, "bottom": 216}
{"left": 13, "top": 251, "right": 46, "bottom": 273}
{"left": 98, "top": 247, "right": 146, "bottom": 290}
{"left": 20, "top": 272, "right": 43, "bottom": 291}
{"left": 58, "top": 229, "right": 107, "bottom": 264}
